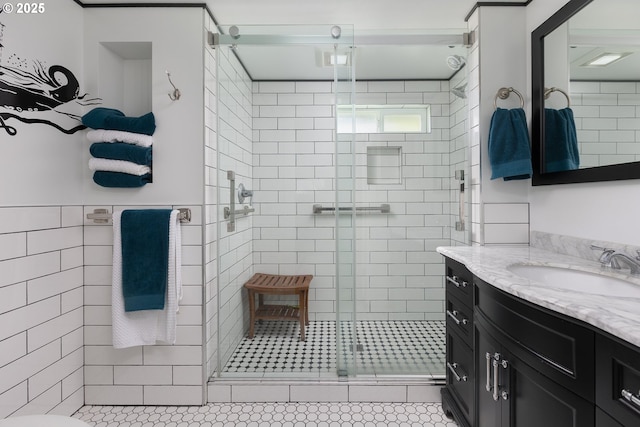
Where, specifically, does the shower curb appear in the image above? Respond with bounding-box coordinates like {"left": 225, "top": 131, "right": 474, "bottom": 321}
{"left": 207, "top": 377, "right": 444, "bottom": 403}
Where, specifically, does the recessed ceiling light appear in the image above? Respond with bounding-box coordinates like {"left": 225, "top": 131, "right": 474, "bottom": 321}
{"left": 581, "top": 52, "right": 632, "bottom": 67}
{"left": 323, "top": 51, "right": 350, "bottom": 66}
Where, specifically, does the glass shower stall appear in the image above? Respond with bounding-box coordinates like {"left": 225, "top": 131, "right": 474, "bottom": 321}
{"left": 205, "top": 24, "right": 471, "bottom": 380}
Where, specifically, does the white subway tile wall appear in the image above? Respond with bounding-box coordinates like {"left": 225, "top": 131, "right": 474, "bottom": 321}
{"left": 82, "top": 205, "right": 204, "bottom": 405}
{"left": 466, "top": 13, "right": 482, "bottom": 246}
{"left": 251, "top": 80, "right": 458, "bottom": 322}
{"left": 204, "top": 14, "right": 219, "bottom": 382}
{"left": 571, "top": 82, "right": 640, "bottom": 168}
{"left": 0, "top": 206, "right": 84, "bottom": 418}
{"left": 449, "top": 66, "right": 470, "bottom": 247}
{"left": 213, "top": 41, "right": 255, "bottom": 375}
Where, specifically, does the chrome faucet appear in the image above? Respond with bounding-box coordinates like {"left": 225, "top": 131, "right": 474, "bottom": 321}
{"left": 608, "top": 253, "right": 640, "bottom": 276}
{"left": 591, "top": 245, "right": 640, "bottom": 276}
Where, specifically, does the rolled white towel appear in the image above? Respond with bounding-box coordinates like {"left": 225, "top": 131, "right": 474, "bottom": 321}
{"left": 89, "top": 158, "right": 151, "bottom": 176}
{"left": 86, "top": 129, "right": 153, "bottom": 147}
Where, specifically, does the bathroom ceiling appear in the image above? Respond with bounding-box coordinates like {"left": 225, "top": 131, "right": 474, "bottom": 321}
{"left": 77, "top": 0, "right": 529, "bottom": 80}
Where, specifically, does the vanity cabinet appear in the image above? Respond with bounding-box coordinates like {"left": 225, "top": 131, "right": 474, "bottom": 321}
{"left": 441, "top": 258, "right": 474, "bottom": 427}
{"left": 441, "top": 255, "right": 640, "bottom": 427}
{"left": 474, "top": 282, "right": 595, "bottom": 427}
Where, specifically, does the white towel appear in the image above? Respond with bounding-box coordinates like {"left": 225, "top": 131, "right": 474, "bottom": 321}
{"left": 112, "top": 210, "right": 182, "bottom": 349}
{"left": 89, "top": 157, "right": 151, "bottom": 176}
{"left": 89, "top": 158, "right": 151, "bottom": 176}
{"left": 87, "top": 129, "right": 153, "bottom": 147}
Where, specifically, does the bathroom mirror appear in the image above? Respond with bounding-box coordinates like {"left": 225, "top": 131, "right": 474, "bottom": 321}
{"left": 531, "top": 0, "right": 640, "bottom": 185}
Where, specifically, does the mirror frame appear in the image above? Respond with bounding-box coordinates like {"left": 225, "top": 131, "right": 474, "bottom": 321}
{"left": 531, "top": 0, "right": 640, "bottom": 185}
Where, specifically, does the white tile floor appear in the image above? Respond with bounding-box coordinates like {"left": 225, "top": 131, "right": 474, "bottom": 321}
{"left": 73, "top": 402, "right": 458, "bottom": 426}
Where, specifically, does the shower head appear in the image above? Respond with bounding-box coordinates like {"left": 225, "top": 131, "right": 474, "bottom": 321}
{"left": 446, "top": 55, "right": 466, "bottom": 71}
{"left": 451, "top": 83, "right": 467, "bottom": 99}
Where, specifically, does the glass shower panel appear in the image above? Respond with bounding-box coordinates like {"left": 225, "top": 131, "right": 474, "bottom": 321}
{"left": 212, "top": 24, "right": 356, "bottom": 379}
{"left": 334, "top": 44, "right": 357, "bottom": 377}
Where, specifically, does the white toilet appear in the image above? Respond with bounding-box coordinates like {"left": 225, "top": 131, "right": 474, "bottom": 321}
{"left": 0, "top": 415, "right": 91, "bottom": 427}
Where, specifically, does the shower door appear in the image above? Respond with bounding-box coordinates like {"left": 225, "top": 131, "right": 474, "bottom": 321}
{"left": 210, "top": 24, "right": 356, "bottom": 379}
{"left": 334, "top": 47, "right": 471, "bottom": 377}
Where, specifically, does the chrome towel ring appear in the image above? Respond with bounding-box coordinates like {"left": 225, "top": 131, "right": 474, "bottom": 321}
{"left": 494, "top": 87, "right": 524, "bottom": 110}
{"left": 544, "top": 87, "right": 571, "bottom": 108}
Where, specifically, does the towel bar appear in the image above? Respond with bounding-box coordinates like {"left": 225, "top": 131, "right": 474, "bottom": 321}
{"left": 86, "top": 208, "right": 191, "bottom": 224}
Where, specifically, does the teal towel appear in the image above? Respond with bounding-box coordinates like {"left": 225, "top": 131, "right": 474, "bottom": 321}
{"left": 121, "top": 209, "right": 172, "bottom": 312}
{"left": 93, "top": 171, "right": 151, "bottom": 188}
{"left": 544, "top": 108, "right": 580, "bottom": 173}
{"left": 90, "top": 142, "right": 152, "bottom": 166}
{"left": 82, "top": 107, "right": 156, "bottom": 135}
{"left": 488, "top": 108, "right": 532, "bottom": 181}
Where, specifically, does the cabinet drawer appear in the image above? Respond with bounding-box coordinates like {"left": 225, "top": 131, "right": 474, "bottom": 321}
{"left": 596, "top": 334, "right": 640, "bottom": 427}
{"left": 445, "top": 326, "right": 474, "bottom": 424}
{"left": 446, "top": 294, "right": 473, "bottom": 343}
{"left": 475, "top": 279, "right": 595, "bottom": 401}
{"left": 445, "top": 258, "right": 473, "bottom": 307}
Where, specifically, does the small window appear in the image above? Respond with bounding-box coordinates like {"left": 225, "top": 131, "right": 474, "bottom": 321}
{"left": 337, "top": 105, "right": 431, "bottom": 134}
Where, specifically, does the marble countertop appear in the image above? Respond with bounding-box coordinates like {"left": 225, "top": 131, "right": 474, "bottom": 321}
{"left": 437, "top": 245, "right": 640, "bottom": 349}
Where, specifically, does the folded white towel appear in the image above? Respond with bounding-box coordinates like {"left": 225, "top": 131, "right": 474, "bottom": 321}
{"left": 87, "top": 129, "right": 153, "bottom": 147}
{"left": 111, "top": 210, "right": 182, "bottom": 349}
{"left": 89, "top": 158, "right": 151, "bottom": 176}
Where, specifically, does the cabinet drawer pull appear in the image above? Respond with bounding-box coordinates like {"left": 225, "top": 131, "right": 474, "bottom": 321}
{"left": 485, "top": 352, "right": 492, "bottom": 392}
{"left": 493, "top": 358, "right": 500, "bottom": 401}
{"left": 447, "top": 362, "right": 468, "bottom": 382}
{"left": 621, "top": 389, "right": 640, "bottom": 409}
{"left": 446, "top": 309, "right": 468, "bottom": 326}
{"left": 446, "top": 275, "right": 468, "bottom": 288}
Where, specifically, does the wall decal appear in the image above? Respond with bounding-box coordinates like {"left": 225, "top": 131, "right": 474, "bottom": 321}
{"left": 0, "top": 18, "right": 101, "bottom": 136}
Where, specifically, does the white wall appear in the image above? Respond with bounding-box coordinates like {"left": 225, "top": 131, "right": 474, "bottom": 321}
{"left": 472, "top": 6, "right": 531, "bottom": 246}
{"left": 80, "top": 6, "right": 208, "bottom": 406}
{"left": 0, "top": 1, "right": 84, "bottom": 206}
{"left": 0, "top": 1, "right": 86, "bottom": 417}
{"left": 527, "top": 0, "right": 640, "bottom": 246}
{"left": 82, "top": 7, "right": 204, "bottom": 206}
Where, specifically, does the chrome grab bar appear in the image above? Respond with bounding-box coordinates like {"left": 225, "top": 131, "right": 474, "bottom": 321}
{"left": 224, "top": 205, "right": 255, "bottom": 219}
{"left": 225, "top": 171, "right": 254, "bottom": 231}
{"left": 312, "top": 204, "right": 390, "bottom": 214}
{"left": 447, "top": 362, "right": 468, "bottom": 382}
{"left": 227, "top": 171, "right": 236, "bottom": 232}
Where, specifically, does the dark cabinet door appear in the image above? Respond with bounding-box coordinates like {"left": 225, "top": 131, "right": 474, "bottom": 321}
{"left": 475, "top": 320, "right": 506, "bottom": 427}
{"left": 446, "top": 326, "right": 474, "bottom": 423}
{"left": 476, "top": 315, "right": 595, "bottom": 427}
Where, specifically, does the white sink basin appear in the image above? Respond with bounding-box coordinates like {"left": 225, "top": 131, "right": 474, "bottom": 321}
{"left": 507, "top": 264, "right": 640, "bottom": 298}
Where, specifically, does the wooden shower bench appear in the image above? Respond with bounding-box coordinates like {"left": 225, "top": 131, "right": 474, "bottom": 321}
{"left": 244, "top": 273, "right": 312, "bottom": 341}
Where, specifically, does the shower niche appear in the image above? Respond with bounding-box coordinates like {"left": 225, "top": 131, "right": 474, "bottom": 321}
{"left": 98, "top": 41, "right": 152, "bottom": 115}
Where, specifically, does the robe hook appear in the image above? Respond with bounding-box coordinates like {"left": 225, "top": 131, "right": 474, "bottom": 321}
{"left": 166, "top": 70, "right": 181, "bottom": 101}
